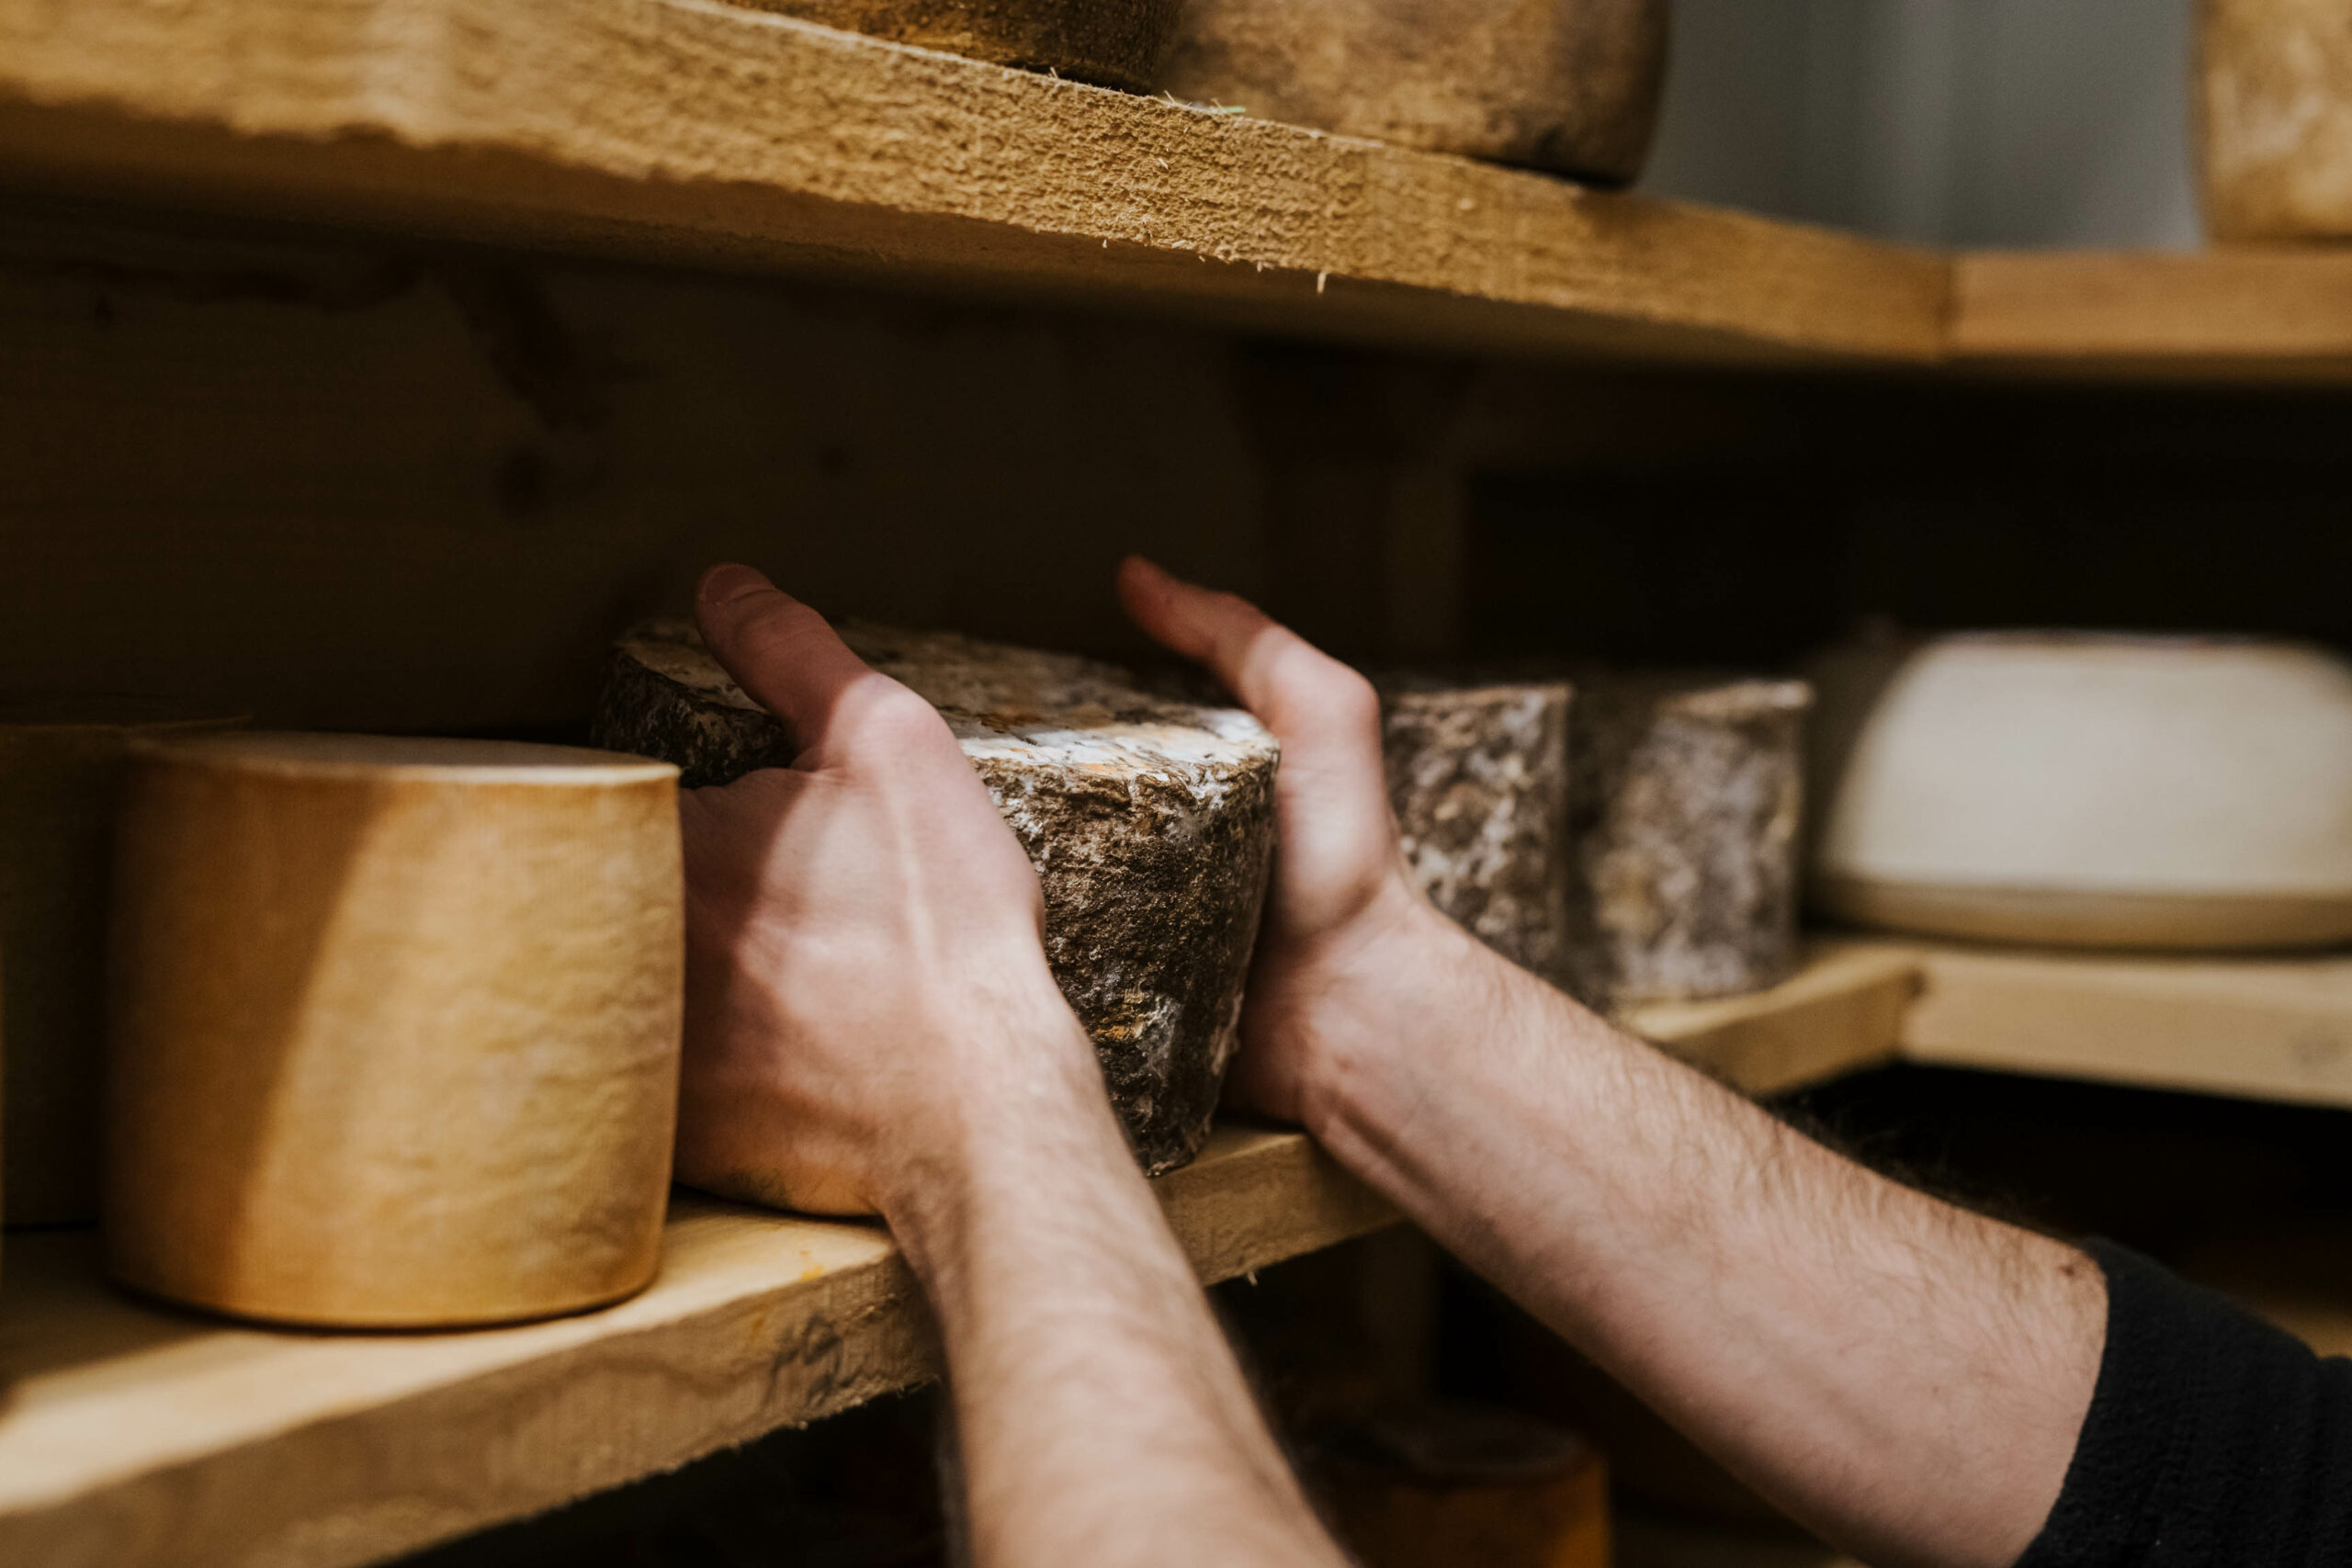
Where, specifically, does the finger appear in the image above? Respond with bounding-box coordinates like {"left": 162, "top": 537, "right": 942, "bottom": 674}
{"left": 695, "top": 564, "right": 879, "bottom": 756}
{"left": 1116, "top": 555, "right": 1376, "bottom": 756}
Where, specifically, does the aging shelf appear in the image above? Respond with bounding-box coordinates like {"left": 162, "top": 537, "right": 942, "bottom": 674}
{"left": 1633, "top": 937, "right": 2352, "bottom": 1112}
{"left": 6, "top": 0, "right": 2347, "bottom": 378}
{"left": 0, "top": 0, "right": 1948, "bottom": 371}
{"left": 1, "top": 934, "right": 2345, "bottom": 1564}
{"left": 0, "top": 1127, "right": 1392, "bottom": 1568}
{"left": 0, "top": 950, "right": 1917, "bottom": 1568}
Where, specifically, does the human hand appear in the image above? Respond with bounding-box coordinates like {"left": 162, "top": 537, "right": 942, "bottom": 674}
{"left": 1117, "top": 558, "right": 1476, "bottom": 1127}
{"left": 674, "top": 566, "right": 1107, "bottom": 1220}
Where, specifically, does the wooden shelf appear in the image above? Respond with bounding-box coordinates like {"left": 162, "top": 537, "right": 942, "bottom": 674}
{"left": 1949, "top": 248, "right": 2352, "bottom": 381}
{"left": 0, "top": 933, "right": 2340, "bottom": 1564}
{"left": 0, "top": 952, "right": 1910, "bottom": 1568}
{"left": 1632, "top": 935, "right": 2352, "bottom": 1111}
{"left": 6, "top": 0, "right": 2346, "bottom": 380}
{"left": 0, "top": 0, "right": 1913, "bottom": 373}
{"left": 0, "top": 1126, "right": 1393, "bottom": 1568}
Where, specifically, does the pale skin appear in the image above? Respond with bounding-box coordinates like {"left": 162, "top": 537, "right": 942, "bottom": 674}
{"left": 679, "top": 558, "right": 2107, "bottom": 1568}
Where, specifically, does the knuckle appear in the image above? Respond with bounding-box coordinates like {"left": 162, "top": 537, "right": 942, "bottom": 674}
{"left": 837, "top": 677, "right": 945, "bottom": 750}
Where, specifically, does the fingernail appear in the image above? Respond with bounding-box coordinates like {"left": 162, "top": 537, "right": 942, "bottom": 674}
{"left": 698, "top": 563, "right": 773, "bottom": 604}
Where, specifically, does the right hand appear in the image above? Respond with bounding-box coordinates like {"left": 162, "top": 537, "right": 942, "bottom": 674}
{"left": 1117, "top": 557, "right": 1467, "bottom": 1126}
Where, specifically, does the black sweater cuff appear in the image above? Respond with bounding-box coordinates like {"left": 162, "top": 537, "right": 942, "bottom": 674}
{"left": 2014, "top": 1238, "right": 2352, "bottom": 1567}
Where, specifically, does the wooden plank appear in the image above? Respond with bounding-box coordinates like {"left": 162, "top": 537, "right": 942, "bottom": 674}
{"left": 1825, "top": 937, "right": 2352, "bottom": 1110}
{"left": 1628, "top": 944, "right": 1919, "bottom": 1097}
{"left": 0, "top": 1125, "right": 1394, "bottom": 1568}
{"left": 1949, "top": 248, "right": 2352, "bottom": 380}
{"left": 0, "top": 0, "right": 1948, "bottom": 369}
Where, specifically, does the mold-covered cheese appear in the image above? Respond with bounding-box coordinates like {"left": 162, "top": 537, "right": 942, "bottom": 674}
{"left": 1566, "top": 674, "right": 1812, "bottom": 1009}
{"left": 595, "top": 621, "right": 1279, "bottom": 1177}
{"left": 1379, "top": 679, "right": 1574, "bottom": 981}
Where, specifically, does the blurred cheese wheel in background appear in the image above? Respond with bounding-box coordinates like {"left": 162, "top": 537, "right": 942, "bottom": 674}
{"left": 1806, "top": 633, "right": 2352, "bottom": 951}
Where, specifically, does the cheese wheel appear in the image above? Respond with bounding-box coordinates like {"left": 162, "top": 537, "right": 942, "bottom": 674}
{"left": 0, "top": 697, "right": 243, "bottom": 1226}
{"left": 1566, "top": 675, "right": 1812, "bottom": 1009}
{"left": 595, "top": 620, "right": 1278, "bottom": 1177}
{"left": 1379, "top": 679, "right": 1574, "bottom": 981}
{"left": 106, "top": 734, "right": 683, "bottom": 1327}
{"left": 733, "top": 0, "right": 1182, "bottom": 90}
{"left": 1163, "top": 0, "right": 1668, "bottom": 183}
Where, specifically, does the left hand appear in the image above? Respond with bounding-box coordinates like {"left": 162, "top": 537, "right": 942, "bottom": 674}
{"left": 673, "top": 565, "right": 1104, "bottom": 1219}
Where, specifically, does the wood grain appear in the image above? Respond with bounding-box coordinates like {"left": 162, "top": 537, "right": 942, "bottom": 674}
{"left": 1950, "top": 249, "right": 2352, "bottom": 378}
{"left": 1887, "top": 940, "right": 2352, "bottom": 1109}
{"left": 1628, "top": 942, "right": 1917, "bottom": 1096}
{"left": 0, "top": 0, "right": 1946, "bottom": 368}
{"left": 0, "top": 1126, "right": 1396, "bottom": 1568}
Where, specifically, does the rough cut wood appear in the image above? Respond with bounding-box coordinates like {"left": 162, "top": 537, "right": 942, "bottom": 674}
{"left": 730, "top": 0, "right": 1182, "bottom": 89}
{"left": 1566, "top": 674, "right": 1813, "bottom": 1009}
{"left": 0, "top": 0, "right": 1949, "bottom": 369}
{"left": 1950, "top": 249, "right": 2352, "bottom": 378}
{"left": 107, "top": 734, "right": 683, "bottom": 1328}
{"left": 2199, "top": 0, "right": 2352, "bottom": 239}
{"left": 0, "top": 697, "right": 242, "bottom": 1227}
{"left": 1624, "top": 942, "right": 1917, "bottom": 1098}
{"left": 1379, "top": 679, "right": 1574, "bottom": 979}
{"left": 594, "top": 620, "right": 1278, "bottom": 1176}
{"left": 0, "top": 1126, "right": 1396, "bottom": 1568}
{"left": 0, "top": 959, "right": 1910, "bottom": 1568}
{"left": 1841, "top": 936, "right": 2352, "bottom": 1111}
{"left": 1165, "top": 0, "right": 1667, "bottom": 184}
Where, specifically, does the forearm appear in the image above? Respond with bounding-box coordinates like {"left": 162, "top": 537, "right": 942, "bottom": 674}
{"left": 888, "top": 1009, "right": 1344, "bottom": 1568}
{"left": 1299, "top": 897, "right": 2103, "bottom": 1568}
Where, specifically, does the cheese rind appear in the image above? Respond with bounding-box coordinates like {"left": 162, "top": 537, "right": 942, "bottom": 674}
{"left": 106, "top": 733, "right": 683, "bottom": 1327}
{"left": 1566, "top": 675, "right": 1812, "bottom": 1009}
{"left": 595, "top": 621, "right": 1279, "bottom": 1177}
{"left": 1380, "top": 680, "right": 1573, "bottom": 981}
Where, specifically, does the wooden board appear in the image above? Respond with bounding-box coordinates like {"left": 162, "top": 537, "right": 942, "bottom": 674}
{"left": 1628, "top": 943, "right": 1917, "bottom": 1097}
{"left": 1949, "top": 249, "right": 2352, "bottom": 380}
{"left": 0, "top": 0, "right": 1946, "bottom": 369}
{"left": 1825, "top": 936, "right": 2352, "bottom": 1110}
{"left": 0, "top": 1126, "right": 1394, "bottom": 1568}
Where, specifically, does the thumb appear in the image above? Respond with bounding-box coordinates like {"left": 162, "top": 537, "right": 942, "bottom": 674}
{"left": 1116, "top": 556, "right": 1384, "bottom": 764}
{"left": 694, "top": 564, "right": 877, "bottom": 755}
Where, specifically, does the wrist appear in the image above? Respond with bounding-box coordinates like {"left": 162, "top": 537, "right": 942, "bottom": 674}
{"left": 873, "top": 976, "right": 1134, "bottom": 1259}
{"left": 1285, "top": 877, "right": 1503, "bottom": 1143}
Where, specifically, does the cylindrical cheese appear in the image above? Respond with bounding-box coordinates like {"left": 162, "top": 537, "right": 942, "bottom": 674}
{"left": 1, "top": 697, "right": 243, "bottom": 1226}
{"left": 595, "top": 620, "right": 1278, "bottom": 1179}
{"left": 1379, "top": 679, "right": 1575, "bottom": 981}
{"left": 1163, "top": 0, "right": 1668, "bottom": 184}
{"left": 2200, "top": 0, "right": 2352, "bottom": 239}
{"left": 106, "top": 734, "right": 683, "bottom": 1327}
{"left": 1566, "top": 675, "right": 1812, "bottom": 1010}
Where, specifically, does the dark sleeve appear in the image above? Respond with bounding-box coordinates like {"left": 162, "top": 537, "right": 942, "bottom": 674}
{"left": 2015, "top": 1239, "right": 2352, "bottom": 1568}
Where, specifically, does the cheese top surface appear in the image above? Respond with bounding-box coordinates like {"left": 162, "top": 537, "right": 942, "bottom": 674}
{"left": 621, "top": 621, "right": 1276, "bottom": 773}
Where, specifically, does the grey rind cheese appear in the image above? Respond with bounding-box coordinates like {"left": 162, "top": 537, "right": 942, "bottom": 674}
{"left": 1566, "top": 674, "right": 1813, "bottom": 1010}
{"left": 594, "top": 621, "right": 1279, "bottom": 1177}
{"left": 1379, "top": 679, "right": 1573, "bottom": 980}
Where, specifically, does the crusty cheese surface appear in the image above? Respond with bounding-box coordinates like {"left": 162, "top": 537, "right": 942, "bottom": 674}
{"left": 622, "top": 620, "right": 1275, "bottom": 776}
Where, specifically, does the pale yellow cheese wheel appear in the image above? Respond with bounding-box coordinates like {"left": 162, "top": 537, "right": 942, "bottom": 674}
{"left": 106, "top": 734, "right": 684, "bottom": 1327}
